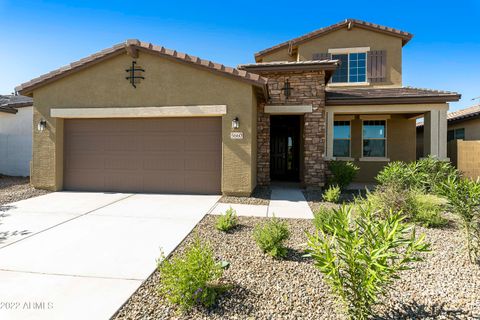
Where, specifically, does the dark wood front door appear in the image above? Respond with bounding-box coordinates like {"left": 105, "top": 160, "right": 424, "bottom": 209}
{"left": 270, "top": 116, "right": 301, "bottom": 181}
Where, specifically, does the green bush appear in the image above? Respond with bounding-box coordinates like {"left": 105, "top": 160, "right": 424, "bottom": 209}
{"left": 365, "top": 185, "right": 448, "bottom": 228}
{"left": 323, "top": 185, "right": 341, "bottom": 203}
{"left": 313, "top": 206, "right": 336, "bottom": 234}
{"left": 306, "top": 205, "right": 429, "bottom": 320}
{"left": 411, "top": 193, "right": 449, "bottom": 228}
{"left": 376, "top": 156, "right": 459, "bottom": 195}
{"left": 443, "top": 176, "right": 480, "bottom": 264}
{"left": 157, "top": 238, "right": 225, "bottom": 312}
{"left": 327, "top": 161, "right": 359, "bottom": 190}
{"left": 253, "top": 217, "right": 290, "bottom": 258}
{"left": 215, "top": 207, "right": 238, "bottom": 232}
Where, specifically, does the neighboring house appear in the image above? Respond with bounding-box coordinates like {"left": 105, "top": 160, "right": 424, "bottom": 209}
{"left": 16, "top": 19, "right": 460, "bottom": 195}
{"left": 417, "top": 104, "right": 480, "bottom": 157}
{"left": 417, "top": 105, "right": 480, "bottom": 179}
{"left": 0, "top": 94, "right": 33, "bottom": 176}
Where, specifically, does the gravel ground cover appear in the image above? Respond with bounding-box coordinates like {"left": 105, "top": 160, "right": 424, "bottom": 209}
{"left": 218, "top": 186, "right": 271, "bottom": 206}
{"left": 113, "top": 215, "right": 480, "bottom": 320}
{"left": 0, "top": 175, "right": 49, "bottom": 206}
{"left": 302, "top": 189, "right": 364, "bottom": 213}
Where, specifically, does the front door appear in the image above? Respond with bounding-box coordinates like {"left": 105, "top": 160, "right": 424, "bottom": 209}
{"left": 270, "top": 116, "right": 301, "bottom": 181}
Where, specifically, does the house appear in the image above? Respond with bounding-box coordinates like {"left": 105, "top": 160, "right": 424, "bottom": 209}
{"left": 0, "top": 94, "right": 33, "bottom": 176}
{"left": 417, "top": 104, "right": 480, "bottom": 179}
{"left": 15, "top": 19, "right": 460, "bottom": 195}
{"left": 417, "top": 104, "right": 480, "bottom": 157}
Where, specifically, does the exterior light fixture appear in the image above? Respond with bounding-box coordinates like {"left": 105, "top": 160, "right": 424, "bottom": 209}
{"left": 232, "top": 117, "right": 240, "bottom": 129}
{"left": 38, "top": 120, "right": 47, "bottom": 132}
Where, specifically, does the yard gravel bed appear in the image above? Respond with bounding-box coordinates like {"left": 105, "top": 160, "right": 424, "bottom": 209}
{"left": 218, "top": 186, "right": 271, "bottom": 206}
{"left": 113, "top": 215, "right": 480, "bottom": 320}
{"left": 0, "top": 175, "right": 50, "bottom": 206}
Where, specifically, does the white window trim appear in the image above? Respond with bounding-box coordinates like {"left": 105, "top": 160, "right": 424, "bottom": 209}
{"left": 328, "top": 47, "right": 371, "bottom": 54}
{"left": 361, "top": 119, "right": 388, "bottom": 159}
{"left": 333, "top": 120, "right": 352, "bottom": 158}
{"left": 329, "top": 48, "right": 369, "bottom": 85}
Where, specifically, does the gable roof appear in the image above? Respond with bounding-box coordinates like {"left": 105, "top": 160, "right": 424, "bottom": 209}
{"left": 16, "top": 39, "right": 269, "bottom": 97}
{"left": 255, "top": 19, "right": 413, "bottom": 61}
{"left": 0, "top": 94, "right": 33, "bottom": 114}
{"left": 326, "top": 87, "right": 461, "bottom": 105}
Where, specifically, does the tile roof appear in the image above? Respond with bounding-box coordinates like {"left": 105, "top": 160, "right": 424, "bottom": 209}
{"left": 326, "top": 87, "right": 461, "bottom": 105}
{"left": 238, "top": 59, "right": 340, "bottom": 68}
{"left": 0, "top": 94, "right": 33, "bottom": 114}
{"left": 16, "top": 39, "right": 269, "bottom": 96}
{"left": 417, "top": 104, "right": 480, "bottom": 127}
{"left": 255, "top": 19, "right": 414, "bottom": 60}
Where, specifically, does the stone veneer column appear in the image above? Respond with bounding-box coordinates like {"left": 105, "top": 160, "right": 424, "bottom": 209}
{"left": 257, "top": 102, "right": 270, "bottom": 185}
{"left": 255, "top": 70, "right": 327, "bottom": 188}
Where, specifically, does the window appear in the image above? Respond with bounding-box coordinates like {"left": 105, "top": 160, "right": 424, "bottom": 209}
{"left": 333, "top": 121, "right": 351, "bottom": 157}
{"left": 447, "top": 128, "right": 465, "bottom": 142}
{"left": 363, "top": 120, "right": 386, "bottom": 157}
{"left": 331, "top": 52, "right": 367, "bottom": 83}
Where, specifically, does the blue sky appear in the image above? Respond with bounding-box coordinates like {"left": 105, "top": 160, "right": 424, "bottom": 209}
{"left": 1, "top": 0, "right": 479, "bottom": 111}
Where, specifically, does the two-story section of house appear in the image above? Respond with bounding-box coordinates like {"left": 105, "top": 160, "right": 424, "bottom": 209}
{"left": 240, "top": 19, "right": 460, "bottom": 184}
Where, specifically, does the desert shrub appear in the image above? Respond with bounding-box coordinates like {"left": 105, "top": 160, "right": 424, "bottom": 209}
{"left": 411, "top": 193, "right": 449, "bottom": 228}
{"left": 365, "top": 185, "right": 448, "bottom": 228}
{"left": 253, "top": 217, "right": 290, "bottom": 258}
{"left": 327, "top": 161, "right": 359, "bottom": 190}
{"left": 323, "top": 185, "right": 341, "bottom": 203}
{"left": 306, "top": 205, "right": 429, "bottom": 320}
{"left": 215, "top": 207, "right": 238, "bottom": 232}
{"left": 376, "top": 156, "right": 458, "bottom": 195}
{"left": 313, "top": 206, "right": 336, "bottom": 234}
{"left": 157, "top": 238, "right": 225, "bottom": 312}
{"left": 443, "top": 176, "right": 480, "bottom": 264}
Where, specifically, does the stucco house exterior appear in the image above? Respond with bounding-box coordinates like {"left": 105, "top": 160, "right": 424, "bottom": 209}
{"left": 16, "top": 19, "right": 460, "bottom": 195}
{"left": 417, "top": 104, "right": 480, "bottom": 158}
{"left": 0, "top": 95, "right": 33, "bottom": 176}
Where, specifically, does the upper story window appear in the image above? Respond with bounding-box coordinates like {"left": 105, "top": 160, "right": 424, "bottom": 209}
{"left": 329, "top": 47, "right": 369, "bottom": 84}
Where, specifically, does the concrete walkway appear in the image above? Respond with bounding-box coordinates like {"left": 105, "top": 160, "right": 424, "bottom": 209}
{"left": 213, "top": 186, "right": 313, "bottom": 219}
{"left": 0, "top": 192, "right": 219, "bottom": 320}
{"left": 268, "top": 186, "right": 313, "bottom": 219}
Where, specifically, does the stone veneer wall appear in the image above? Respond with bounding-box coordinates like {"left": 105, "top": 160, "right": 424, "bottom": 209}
{"left": 257, "top": 70, "right": 327, "bottom": 187}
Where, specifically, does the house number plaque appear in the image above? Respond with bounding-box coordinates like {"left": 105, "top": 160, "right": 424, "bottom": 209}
{"left": 230, "top": 132, "right": 244, "bottom": 140}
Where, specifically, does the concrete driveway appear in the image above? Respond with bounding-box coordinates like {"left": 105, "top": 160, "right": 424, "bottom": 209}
{"left": 0, "top": 192, "right": 219, "bottom": 320}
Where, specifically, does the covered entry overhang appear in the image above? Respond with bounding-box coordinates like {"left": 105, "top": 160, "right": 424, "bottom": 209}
{"left": 325, "top": 87, "right": 462, "bottom": 161}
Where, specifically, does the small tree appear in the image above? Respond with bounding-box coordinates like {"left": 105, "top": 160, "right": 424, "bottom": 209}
{"left": 443, "top": 176, "right": 480, "bottom": 264}
{"left": 306, "top": 205, "right": 429, "bottom": 320}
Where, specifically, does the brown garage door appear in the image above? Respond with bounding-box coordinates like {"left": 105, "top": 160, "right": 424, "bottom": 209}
{"left": 64, "top": 117, "right": 222, "bottom": 194}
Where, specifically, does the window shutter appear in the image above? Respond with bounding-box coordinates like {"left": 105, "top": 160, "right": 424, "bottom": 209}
{"left": 367, "top": 50, "right": 386, "bottom": 83}
{"left": 312, "top": 52, "right": 331, "bottom": 60}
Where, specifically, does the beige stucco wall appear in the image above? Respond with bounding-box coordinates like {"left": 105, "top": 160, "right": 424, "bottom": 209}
{"left": 258, "top": 27, "right": 403, "bottom": 88}
{"left": 31, "top": 51, "right": 258, "bottom": 195}
{"left": 448, "top": 118, "right": 480, "bottom": 140}
{"left": 342, "top": 115, "right": 416, "bottom": 182}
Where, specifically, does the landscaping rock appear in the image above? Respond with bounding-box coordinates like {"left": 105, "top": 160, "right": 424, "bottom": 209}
{"left": 219, "top": 186, "right": 271, "bottom": 206}
{"left": 0, "top": 175, "right": 49, "bottom": 206}
{"left": 113, "top": 215, "right": 480, "bottom": 320}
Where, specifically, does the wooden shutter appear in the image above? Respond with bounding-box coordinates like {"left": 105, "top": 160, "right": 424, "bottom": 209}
{"left": 312, "top": 52, "right": 331, "bottom": 60}
{"left": 367, "top": 50, "right": 387, "bottom": 83}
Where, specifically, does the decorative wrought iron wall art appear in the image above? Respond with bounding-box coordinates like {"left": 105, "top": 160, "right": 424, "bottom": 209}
{"left": 125, "top": 61, "right": 145, "bottom": 88}
{"left": 281, "top": 79, "right": 292, "bottom": 99}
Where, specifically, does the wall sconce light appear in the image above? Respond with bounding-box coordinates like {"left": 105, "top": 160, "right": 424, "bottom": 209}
{"left": 38, "top": 120, "right": 47, "bottom": 132}
{"left": 231, "top": 117, "right": 240, "bottom": 129}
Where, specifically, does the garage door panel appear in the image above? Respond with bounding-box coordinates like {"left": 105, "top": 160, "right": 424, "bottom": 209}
{"left": 142, "top": 136, "right": 185, "bottom": 152}
{"left": 143, "top": 157, "right": 185, "bottom": 171}
{"left": 64, "top": 118, "right": 221, "bottom": 194}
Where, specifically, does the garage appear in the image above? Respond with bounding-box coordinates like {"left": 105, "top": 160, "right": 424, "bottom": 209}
{"left": 64, "top": 117, "right": 222, "bottom": 194}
